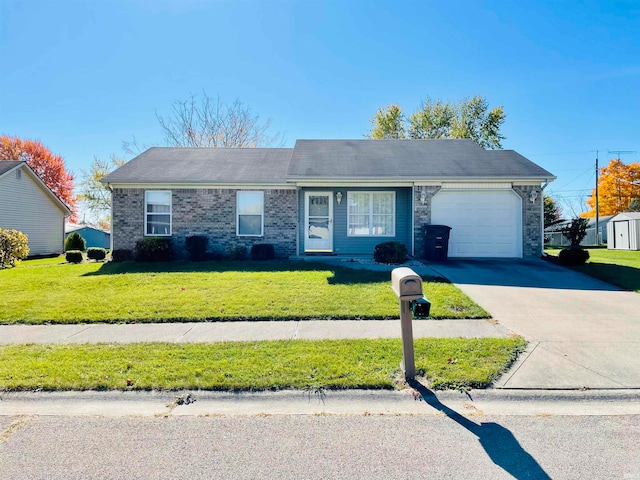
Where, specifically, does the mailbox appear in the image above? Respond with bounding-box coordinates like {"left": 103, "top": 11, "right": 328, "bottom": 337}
{"left": 391, "top": 267, "right": 423, "bottom": 301}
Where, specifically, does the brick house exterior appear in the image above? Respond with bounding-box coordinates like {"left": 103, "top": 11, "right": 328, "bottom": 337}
{"left": 103, "top": 140, "right": 554, "bottom": 260}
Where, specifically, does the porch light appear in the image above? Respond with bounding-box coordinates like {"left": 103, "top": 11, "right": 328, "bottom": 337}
{"left": 529, "top": 190, "right": 538, "bottom": 204}
{"left": 336, "top": 191, "right": 343, "bottom": 204}
{"left": 420, "top": 189, "right": 427, "bottom": 205}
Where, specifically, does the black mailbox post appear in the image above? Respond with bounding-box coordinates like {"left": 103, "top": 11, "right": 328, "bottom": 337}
{"left": 424, "top": 225, "right": 452, "bottom": 261}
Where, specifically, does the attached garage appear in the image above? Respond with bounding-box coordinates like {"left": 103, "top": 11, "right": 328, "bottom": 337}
{"left": 431, "top": 188, "right": 522, "bottom": 258}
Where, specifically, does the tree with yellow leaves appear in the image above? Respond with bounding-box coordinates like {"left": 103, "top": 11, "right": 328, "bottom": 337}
{"left": 584, "top": 159, "right": 640, "bottom": 217}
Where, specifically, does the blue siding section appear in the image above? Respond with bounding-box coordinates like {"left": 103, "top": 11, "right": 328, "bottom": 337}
{"left": 299, "top": 187, "right": 412, "bottom": 255}
{"left": 65, "top": 227, "right": 111, "bottom": 249}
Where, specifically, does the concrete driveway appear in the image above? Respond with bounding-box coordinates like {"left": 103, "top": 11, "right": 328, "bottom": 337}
{"left": 428, "top": 259, "right": 640, "bottom": 390}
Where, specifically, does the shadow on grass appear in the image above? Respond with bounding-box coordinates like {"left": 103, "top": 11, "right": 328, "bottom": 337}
{"left": 573, "top": 262, "right": 640, "bottom": 292}
{"left": 81, "top": 260, "right": 394, "bottom": 285}
{"left": 408, "top": 380, "right": 551, "bottom": 480}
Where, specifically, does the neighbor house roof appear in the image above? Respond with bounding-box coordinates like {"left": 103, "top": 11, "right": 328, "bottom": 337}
{"left": 102, "top": 147, "right": 294, "bottom": 185}
{"left": 0, "top": 160, "right": 22, "bottom": 175}
{"left": 0, "top": 161, "right": 72, "bottom": 215}
{"left": 287, "top": 139, "right": 555, "bottom": 181}
{"left": 102, "top": 140, "right": 555, "bottom": 186}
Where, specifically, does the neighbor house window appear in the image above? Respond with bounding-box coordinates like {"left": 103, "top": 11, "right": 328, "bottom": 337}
{"left": 348, "top": 191, "right": 395, "bottom": 236}
{"left": 145, "top": 191, "right": 172, "bottom": 236}
{"left": 237, "top": 191, "right": 264, "bottom": 236}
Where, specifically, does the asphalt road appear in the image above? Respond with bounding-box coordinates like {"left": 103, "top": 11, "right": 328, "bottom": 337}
{"left": 2, "top": 414, "right": 639, "bottom": 480}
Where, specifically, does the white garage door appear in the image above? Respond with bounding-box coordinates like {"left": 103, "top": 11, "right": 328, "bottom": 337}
{"left": 431, "top": 190, "right": 522, "bottom": 258}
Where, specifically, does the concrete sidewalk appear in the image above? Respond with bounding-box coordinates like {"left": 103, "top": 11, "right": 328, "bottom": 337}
{"left": 0, "top": 319, "right": 509, "bottom": 344}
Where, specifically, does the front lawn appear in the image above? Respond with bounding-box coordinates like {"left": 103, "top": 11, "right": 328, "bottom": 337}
{"left": 0, "top": 337, "right": 525, "bottom": 391}
{"left": 0, "top": 260, "right": 488, "bottom": 324}
{"left": 545, "top": 247, "right": 640, "bottom": 292}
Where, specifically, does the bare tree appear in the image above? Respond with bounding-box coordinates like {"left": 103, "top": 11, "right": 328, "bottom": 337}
{"left": 156, "top": 92, "right": 281, "bottom": 148}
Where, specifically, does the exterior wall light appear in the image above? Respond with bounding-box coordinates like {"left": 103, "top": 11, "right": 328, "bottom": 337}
{"left": 336, "top": 191, "right": 343, "bottom": 204}
{"left": 420, "top": 189, "right": 427, "bottom": 205}
{"left": 529, "top": 190, "right": 538, "bottom": 204}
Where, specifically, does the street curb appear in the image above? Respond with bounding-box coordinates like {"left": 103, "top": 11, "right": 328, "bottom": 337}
{"left": 2, "top": 388, "right": 639, "bottom": 417}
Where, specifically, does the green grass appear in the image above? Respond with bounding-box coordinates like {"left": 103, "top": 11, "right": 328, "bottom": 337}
{"left": 0, "top": 260, "right": 488, "bottom": 324}
{"left": 0, "top": 337, "right": 526, "bottom": 392}
{"left": 545, "top": 247, "right": 640, "bottom": 292}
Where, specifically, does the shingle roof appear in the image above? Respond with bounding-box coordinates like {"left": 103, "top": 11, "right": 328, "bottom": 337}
{"left": 102, "top": 140, "right": 555, "bottom": 185}
{"left": 288, "top": 139, "right": 555, "bottom": 180}
{"left": 102, "top": 147, "right": 294, "bottom": 184}
{"left": 0, "top": 161, "right": 22, "bottom": 176}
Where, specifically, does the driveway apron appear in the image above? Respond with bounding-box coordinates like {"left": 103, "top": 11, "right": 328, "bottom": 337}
{"left": 429, "top": 259, "right": 640, "bottom": 390}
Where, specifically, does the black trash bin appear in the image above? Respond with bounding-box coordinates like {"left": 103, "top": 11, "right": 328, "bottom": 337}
{"left": 423, "top": 225, "right": 452, "bottom": 261}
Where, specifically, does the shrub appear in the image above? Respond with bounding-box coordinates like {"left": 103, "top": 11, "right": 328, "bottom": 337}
{"left": 0, "top": 228, "right": 29, "bottom": 268}
{"left": 558, "top": 247, "right": 590, "bottom": 266}
{"left": 87, "top": 248, "right": 107, "bottom": 261}
{"left": 185, "top": 235, "right": 209, "bottom": 261}
{"left": 65, "top": 250, "right": 83, "bottom": 264}
{"left": 65, "top": 232, "right": 86, "bottom": 252}
{"left": 135, "top": 237, "right": 174, "bottom": 262}
{"left": 111, "top": 249, "right": 132, "bottom": 262}
{"left": 373, "top": 241, "right": 407, "bottom": 264}
{"left": 561, "top": 218, "right": 588, "bottom": 247}
{"left": 226, "top": 244, "right": 247, "bottom": 260}
{"left": 251, "top": 243, "right": 275, "bottom": 261}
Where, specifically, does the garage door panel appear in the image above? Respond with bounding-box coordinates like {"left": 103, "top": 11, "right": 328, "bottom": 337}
{"left": 431, "top": 190, "right": 522, "bottom": 258}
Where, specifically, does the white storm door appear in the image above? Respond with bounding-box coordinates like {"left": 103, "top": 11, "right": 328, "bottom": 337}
{"left": 304, "top": 192, "right": 333, "bottom": 252}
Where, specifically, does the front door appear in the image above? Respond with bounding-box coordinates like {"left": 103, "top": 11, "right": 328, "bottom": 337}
{"left": 304, "top": 192, "right": 333, "bottom": 252}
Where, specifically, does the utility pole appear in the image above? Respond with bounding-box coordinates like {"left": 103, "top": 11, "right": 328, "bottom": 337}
{"left": 607, "top": 150, "right": 637, "bottom": 215}
{"left": 595, "top": 152, "right": 599, "bottom": 244}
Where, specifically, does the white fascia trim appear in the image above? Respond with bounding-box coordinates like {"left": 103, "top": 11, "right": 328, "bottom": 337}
{"left": 292, "top": 180, "right": 414, "bottom": 187}
{"left": 107, "top": 183, "right": 295, "bottom": 190}
{"left": 440, "top": 182, "right": 513, "bottom": 190}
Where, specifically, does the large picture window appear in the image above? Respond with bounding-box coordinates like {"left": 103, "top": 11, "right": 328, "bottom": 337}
{"left": 145, "top": 191, "right": 172, "bottom": 236}
{"left": 348, "top": 191, "right": 395, "bottom": 236}
{"left": 237, "top": 191, "right": 264, "bottom": 236}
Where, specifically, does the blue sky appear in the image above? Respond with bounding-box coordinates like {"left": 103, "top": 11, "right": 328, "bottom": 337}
{"left": 1, "top": 0, "right": 638, "bottom": 218}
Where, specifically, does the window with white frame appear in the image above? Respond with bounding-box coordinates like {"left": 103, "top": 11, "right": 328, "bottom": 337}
{"left": 237, "top": 191, "right": 264, "bottom": 236}
{"left": 145, "top": 191, "right": 172, "bottom": 236}
{"left": 347, "top": 191, "right": 395, "bottom": 236}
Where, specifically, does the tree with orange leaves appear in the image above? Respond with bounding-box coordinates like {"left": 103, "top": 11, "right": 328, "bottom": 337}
{"left": 584, "top": 159, "right": 640, "bottom": 217}
{"left": 0, "top": 135, "right": 77, "bottom": 221}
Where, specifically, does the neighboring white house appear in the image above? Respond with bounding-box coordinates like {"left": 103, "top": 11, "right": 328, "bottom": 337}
{"left": 0, "top": 161, "right": 72, "bottom": 255}
{"left": 545, "top": 216, "right": 612, "bottom": 247}
{"left": 607, "top": 212, "right": 640, "bottom": 250}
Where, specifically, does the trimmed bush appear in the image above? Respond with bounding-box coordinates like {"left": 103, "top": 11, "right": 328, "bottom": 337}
{"left": 65, "top": 232, "right": 86, "bottom": 252}
{"left": 558, "top": 247, "right": 590, "bottom": 266}
{"left": 226, "top": 245, "right": 247, "bottom": 260}
{"left": 561, "top": 218, "right": 588, "bottom": 247}
{"left": 87, "top": 248, "right": 107, "bottom": 261}
{"left": 135, "top": 237, "right": 174, "bottom": 262}
{"left": 111, "top": 249, "right": 132, "bottom": 263}
{"left": 251, "top": 243, "right": 275, "bottom": 261}
{"left": 373, "top": 241, "right": 407, "bottom": 264}
{"left": 0, "top": 228, "right": 29, "bottom": 268}
{"left": 185, "top": 235, "right": 209, "bottom": 261}
{"left": 65, "top": 250, "right": 83, "bottom": 264}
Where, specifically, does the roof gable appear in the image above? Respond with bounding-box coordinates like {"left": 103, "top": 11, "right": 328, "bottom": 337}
{"left": 0, "top": 161, "right": 71, "bottom": 215}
